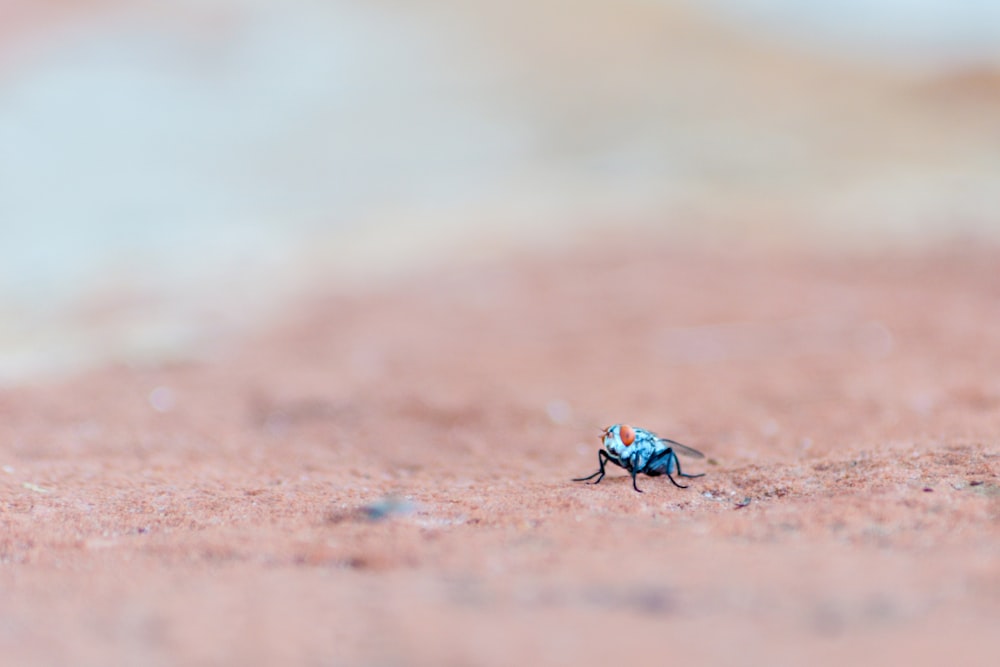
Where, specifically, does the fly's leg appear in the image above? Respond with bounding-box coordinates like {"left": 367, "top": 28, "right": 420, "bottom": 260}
{"left": 674, "top": 456, "right": 705, "bottom": 479}
{"left": 664, "top": 471, "right": 688, "bottom": 489}
{"left": 631, "top": 468, "right": 644, "bottom": 493}
{"left": 573, "top": 450, "right": 611, "bottom": 484}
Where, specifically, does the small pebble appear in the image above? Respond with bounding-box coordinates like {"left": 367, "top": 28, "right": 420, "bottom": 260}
{"left": 149, "top": 386, "right": 175, "bottom": 413}
{"left": 360, "top": 496, "right": 416, "bottom": 521}
{"left": 545, "top": 399, "right": 571, "bottom": 424}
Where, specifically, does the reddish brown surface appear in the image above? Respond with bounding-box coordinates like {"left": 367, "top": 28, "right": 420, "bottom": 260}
{"left": 2, "top": 240, "right": 999, "bottom": 666}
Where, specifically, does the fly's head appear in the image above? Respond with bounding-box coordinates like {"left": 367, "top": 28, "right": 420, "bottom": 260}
{"left": 602, "top": 423, "right": 636, "bottom": 460}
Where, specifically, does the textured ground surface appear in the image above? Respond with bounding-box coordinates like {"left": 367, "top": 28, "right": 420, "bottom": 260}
{"left": 1, "top": 239, "right": 999, "bottom": 666}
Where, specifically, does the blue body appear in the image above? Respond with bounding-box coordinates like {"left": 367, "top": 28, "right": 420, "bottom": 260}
{"left": 575, "top": 423, "right": 705, "bottom": 492}
{"left": 602, "top": 424, "right": 702, "bottom": 476}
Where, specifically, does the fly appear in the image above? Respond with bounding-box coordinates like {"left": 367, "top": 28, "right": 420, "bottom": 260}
{"left": 573, "top": 423, "right": 705, "bottom": 493}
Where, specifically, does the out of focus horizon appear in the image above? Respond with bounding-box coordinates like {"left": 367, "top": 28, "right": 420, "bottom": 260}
{"left": 2, "top": 0, "right": 999, "bottom": 382}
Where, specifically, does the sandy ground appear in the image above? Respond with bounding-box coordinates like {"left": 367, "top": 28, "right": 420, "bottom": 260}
{"left": 1, "top": 238, "right": 998, "bottom": 666}
{"left": 4, "top": 4, "right": 999, "bottom": 665}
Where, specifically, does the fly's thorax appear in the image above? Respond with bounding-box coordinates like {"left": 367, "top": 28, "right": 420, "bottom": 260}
{"left": 632, "top": 439, "right": 658, "bottom": 468}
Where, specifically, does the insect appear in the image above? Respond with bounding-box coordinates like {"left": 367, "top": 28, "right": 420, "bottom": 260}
{"left": 573, "top": 424, "right": 705, "bottom": 493}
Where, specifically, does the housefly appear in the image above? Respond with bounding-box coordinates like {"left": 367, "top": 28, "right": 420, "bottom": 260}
{"left": 574, "top": 424, "right": 705, "bottom": 493}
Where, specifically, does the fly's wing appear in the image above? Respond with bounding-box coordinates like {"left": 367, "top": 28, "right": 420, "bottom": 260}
{"left": 657, "top": 437, "right": 705, "bottom": 459}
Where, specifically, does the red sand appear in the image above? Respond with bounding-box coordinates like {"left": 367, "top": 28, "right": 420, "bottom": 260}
{"left": 1, "top": 240, "right": 998, "bottom": 665}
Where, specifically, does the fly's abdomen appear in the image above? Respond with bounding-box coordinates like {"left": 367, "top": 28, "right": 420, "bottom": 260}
{"left": 644, "top": 450, "right": 679, "bottom": 476}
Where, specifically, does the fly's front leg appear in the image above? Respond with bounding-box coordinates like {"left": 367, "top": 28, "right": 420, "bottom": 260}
{"left": 573, "top": 450, "right": 611, "bottom": 484}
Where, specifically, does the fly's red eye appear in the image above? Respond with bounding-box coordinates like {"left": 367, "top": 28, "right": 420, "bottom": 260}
{"left": 619, "top": 424, "right": 635, "bottom": 446}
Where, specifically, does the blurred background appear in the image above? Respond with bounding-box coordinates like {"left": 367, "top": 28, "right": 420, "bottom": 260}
{"left": 1, "top": 0, "right": 999, "bottom": 383}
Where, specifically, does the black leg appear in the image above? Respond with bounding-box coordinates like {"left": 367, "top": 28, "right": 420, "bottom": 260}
{"left": 664, "top": 472, "right": 688, "bottom": 488}
{"left": 674, "top": 456, "right": 705, "bottom": 479}
{"left": 574, "top": 450, "right": 610, "bottom": 484}
{"left": 631, "top": 469, "right": 644, "bottom": 493}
